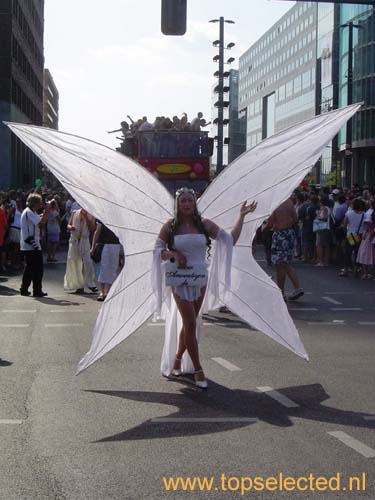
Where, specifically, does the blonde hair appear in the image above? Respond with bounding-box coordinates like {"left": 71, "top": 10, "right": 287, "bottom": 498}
{"left": 26, "top": 193, "right": 42, "bottom": 209}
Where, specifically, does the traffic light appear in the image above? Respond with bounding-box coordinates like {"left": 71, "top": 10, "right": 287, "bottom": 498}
{"left": 161, "top": 0, "right": 187, "bottom": 36}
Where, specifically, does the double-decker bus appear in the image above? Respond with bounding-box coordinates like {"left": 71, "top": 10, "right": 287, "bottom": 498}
{"left": 118, "top": 130, "right": 213, "bottom": 194}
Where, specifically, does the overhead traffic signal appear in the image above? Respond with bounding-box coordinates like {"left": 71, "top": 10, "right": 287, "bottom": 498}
{"left": 161, "top": 0, "right": 187, "bottom": 36}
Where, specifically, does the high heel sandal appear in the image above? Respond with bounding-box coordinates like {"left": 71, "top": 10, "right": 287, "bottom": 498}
{"left": 171, "top": 357, "right": 182, "bottom": 377}
{"left": 194, "top": 370, "right": 208, "bottom": 389}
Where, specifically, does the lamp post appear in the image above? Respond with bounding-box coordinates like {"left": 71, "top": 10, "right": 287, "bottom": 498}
{"left": 340, "top": 21, "right": 363, "bottom": 186}
{"left": 210, "top": 17, "right": 235, "bottom": 175}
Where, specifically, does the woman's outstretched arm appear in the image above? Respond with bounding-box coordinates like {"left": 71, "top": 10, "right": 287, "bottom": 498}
{"left": 231, "top": 201, "right": 257, "bottom": 245}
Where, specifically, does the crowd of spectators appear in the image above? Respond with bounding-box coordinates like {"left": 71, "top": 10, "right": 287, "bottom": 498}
{"left": 107, "top": 112, "right": 210, "bottom": 140}
{"left": 1, "top": 183, "right": 374, "bottom": 294}
{"left": 261, "top": 185, "right": 375, "bottom": 279}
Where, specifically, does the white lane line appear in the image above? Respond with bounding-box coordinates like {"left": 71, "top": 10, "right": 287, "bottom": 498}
{"left": 363, "top": 416, "right": 375, "bottom": 421}
{"left": 0, "top": 419, "right": 23, "bottom": 425}
{"left": 0, "top": 324, "right": 30, "bottom": 328}
{"left": 44, "top": 323, "right": 84, "bottom": 328}
{"left": 257, "top": 387, "right": 299, "bottom": 408}
{"left": 151, "top": 417, "right": 257, "bottom": 423}
{"left": 288, "top": 308, "right": 318, "bottom": 311}
{"left": 307, "top": 322, "right": 346, "bottom": 325}
{"left": 328, "top": 431, "right": 375, "bottom": 458}
{"left": 206, "top": 322, "right": 245, "bottom": 327}
{"left": 331, "top": 308, "right": 362, "bottom": 312}
{"left": 212, "top": 357, "right": 242, "bottom": 372}
{"left": 324, "top": 291, "right": 353, "bottom": 295}
{"left": 1, "top": 310, "right": 36, "bottom": 313}
{"left": 358, "top": 322, "right": 375, "bottom": 326}
{"left": 49, "top": 309, "right": 85, "bottom": 313}
{"left": 322, "top": 296, "right": 343, "bottom": 305}
{"left": 147, "top": 323, "right": 165, "bottom": 327}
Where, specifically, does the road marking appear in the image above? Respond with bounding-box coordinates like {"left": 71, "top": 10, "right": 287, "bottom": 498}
{"left": 358, "top": 322, "right": 375, "bottom": 326}
{"left": 288, "top": 307, "right": 318, "bottom": 311}
{"left": 0, "top": 419, "right": 23, "bottom": 425}
{"left": 212, "top": 357, "right": 241, "bottom": 372}
{"left": 147, "top": 323, "right": 165, "bottom": 326}
{"left": 1, "top": 309, "right": 36, "bottom": 313}
{"left": 363, "top": 416, "right": 375, "bottom": 421}
{"left": 328, "top": 431, "right": 375, "bottom": 458}
{"left": 0, "top": 324, "right": 30, "bottom": 328}
{"left": 307, "top": 322, "right": 346, "bottom": 325}
{"left": 322, "top": 296, "right": 343, "bottom": 305}
{"left": 331, "top": 308, "right": 362, "bottom": 312}
{"left": 324, "top": 291, "right": 353, "bottom": 295}
{"left": 257, "top": 387, "right": 299, "bottom": 408}
{"left": 44, "top": 323, "right": 84, "bottom": 328}
{"left": 49, "top": 309, "right": 85, "bottom": 313}
{"left": 151, "top": 417, "right": 257, "bottom": 423}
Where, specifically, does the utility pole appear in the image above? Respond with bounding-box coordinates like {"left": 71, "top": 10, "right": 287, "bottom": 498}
{"left": 210, "top": 17, "right": 235, "bottom": 175}
{"left": 217, "top": 17, "right": 225, "bottom": 175}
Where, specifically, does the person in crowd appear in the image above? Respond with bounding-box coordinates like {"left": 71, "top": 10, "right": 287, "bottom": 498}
{"left": 138, "top": 116, "right": 153, "bottom": 131}
{"left": 356, "top": 208, "right": 375, "bottom": 279}
{"left": 0, "top": 195, "right": 8, "bottom": 272}
{"left": 65, "top": 207, "right": 97, "bottom": 294}
{"left": 90, "top": 221, "right": 121, "bottom": 301}
{"left": 332, "top": 194, "right": 348, "bottom": 264}
{"left": 314, "top": 196, "right": 334, "bottom": 267}
{"left": 301, "top": 194, "right": 320, "bottom": 262}
{"left": 339, "top": 198, "right": 366, "bottom": 277}
{"left": 295, "top": 191, "right": 307, "bottom": 259}
{"left": 45, "top": 199, "right": 61, "bottom": 262}
{"left": 20, "top": 193, "right": 50, "bottom": 297}
{"left": 263, "top": 197, "right": 304, "bottom": 301}
{"left": 260, "top": 219, "right": 273, "bottom": 266}
{"left": 7, "top": 197, "right": 23, "bottom": 270}
{"left": 190, "top": 112, "right": 204, "bottom": 131}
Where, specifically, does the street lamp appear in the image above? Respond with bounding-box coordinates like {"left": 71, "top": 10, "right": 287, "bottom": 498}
{"left": 210, "top": 17, "right": 235, "bottom": 174}
{"left": 340, "top": 21, "right": 363, "bottom": 186}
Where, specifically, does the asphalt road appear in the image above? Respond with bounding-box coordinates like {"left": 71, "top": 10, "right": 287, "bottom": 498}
{"left": 0, "top": 251, "right": 374, "bottom": 500}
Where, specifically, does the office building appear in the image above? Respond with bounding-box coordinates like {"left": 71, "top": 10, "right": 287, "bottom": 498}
{"left": 0, "top": 0, "right": 44, "bottom": 188}
{"left": 338, "top": 4, "right": 375, "bottom": 187}
{"left": 239, "top": 2, "right": 317, "bottom": 152}
{"left": 43, "top": 68, "right": 59, "bottom": 130}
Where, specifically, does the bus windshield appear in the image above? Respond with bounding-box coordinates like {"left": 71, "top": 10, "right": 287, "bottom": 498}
{"left": 138, "top": 131, "right": 209, "bottom": 159}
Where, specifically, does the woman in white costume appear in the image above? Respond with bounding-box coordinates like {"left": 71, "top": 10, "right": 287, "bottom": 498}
{"left": 156, "top": 188, "right": 257, "bottom": 388}
{"left": 64, "top": 208, "right": 97, "bottom": 293}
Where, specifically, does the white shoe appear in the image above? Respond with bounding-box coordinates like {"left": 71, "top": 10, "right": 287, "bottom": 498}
{"left": 83, "top": 287, "right": 95, "bottom": 294}
{"left": 194, "top": 370, "right": 208, "bottom": 389}
{"left": 171, "top": 357, "right": 182, "bottom": 376}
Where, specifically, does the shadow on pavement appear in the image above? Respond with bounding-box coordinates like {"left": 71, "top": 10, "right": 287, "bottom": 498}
{"left": 84, "top": 383, "right": 374, "bottom": 442}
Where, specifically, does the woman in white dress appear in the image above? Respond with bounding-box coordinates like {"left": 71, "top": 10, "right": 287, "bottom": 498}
{"left": 157, "top": 188, "right": 257, "bottom": 388}
{"left": 65, "top": 208, "right": 96, "bottom": 293}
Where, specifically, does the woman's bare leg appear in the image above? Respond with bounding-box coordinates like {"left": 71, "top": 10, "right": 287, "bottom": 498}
{"left": 173, "top": 287, "right": 206, "bottom": 371}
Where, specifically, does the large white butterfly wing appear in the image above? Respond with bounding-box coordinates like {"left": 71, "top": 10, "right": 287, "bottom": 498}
{"left": 5, "top": 123, "right": 173, "bottom": 372}
{"left": 198, "top": 104, "right": 361, "bottom": 360}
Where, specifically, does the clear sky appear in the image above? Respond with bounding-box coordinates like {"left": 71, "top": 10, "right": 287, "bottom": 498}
{"left": 44, "top": 0, "right": 294, "bottom": 148}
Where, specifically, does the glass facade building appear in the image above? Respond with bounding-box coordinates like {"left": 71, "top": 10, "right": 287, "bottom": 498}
{"left": 239, "top": 2, "right": 317, "bottom": 151}
{"left": 43, "top": 69, "right": 59, "bottom": 130}
{"left": 315, "top": 3, "right": 340, "bottom": 184}
{"left": 338, "top": 4, "right": 375, "bottom": 187}
{"left": 0, "top": 0, "right": 44, "bottom": 189}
